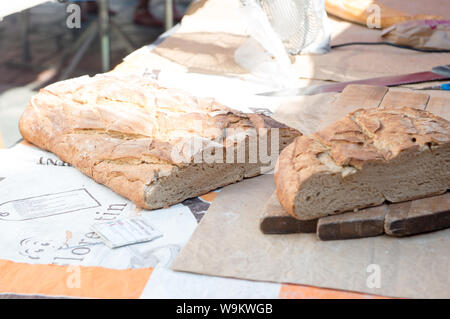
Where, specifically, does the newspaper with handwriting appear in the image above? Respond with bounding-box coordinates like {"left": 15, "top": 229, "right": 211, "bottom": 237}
{"left": 0, "top": 143, "right": 280, "bottom": 298}
{"left": 0, "top": 144, "right": 198, "bottom": 269}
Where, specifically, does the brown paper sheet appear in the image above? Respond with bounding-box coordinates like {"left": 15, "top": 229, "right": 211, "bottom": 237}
{"left": 172, "top": 174, "right": 450, "bottom": 299}
{"left": 292, "top": 19, "right": 450, "bottom": 81}
{"left": 382, "top": 20, "right": 450, "bottom": 50}
{"left": 116, "top": 0, "right": 450, "bottom": 82}
{"left": 325, "top": 0, "right": 444, "bottom": 29}
{"left": 272, "top": 85, "right": 450, "bottom": 136}
{"left": 172, "top": 86, "right": 450, "bottom": 298}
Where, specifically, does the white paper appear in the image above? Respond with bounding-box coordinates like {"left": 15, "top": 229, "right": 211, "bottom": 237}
{"left": 0, "top": 144, "right": 198, "bottom": 270}
{"left": 117, "top": 68, "right": 289, "bottom": 115}
{"left": 91, "top": 217, "right": 163, "bottom": 249}
{"left": 0, "top": 143, "right": 284, "bottom": 298}
{"left": 141, "top": 268, "right": 281, "bottom": 299}
{"left": 1, "top": 189, "right": 100, "bottom": 221}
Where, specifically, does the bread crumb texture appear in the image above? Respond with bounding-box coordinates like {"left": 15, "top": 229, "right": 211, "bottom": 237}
{"left": 275, "top": 107, "right": 450, "bottom": 220}
{"left": 19, "top": 74, "right": 299, "bottom": 208}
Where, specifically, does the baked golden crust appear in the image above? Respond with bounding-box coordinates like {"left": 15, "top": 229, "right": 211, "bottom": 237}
{"left": 325, "top": 0, "right": 443, "bottom": 28}
{"left": 275, "top": 107, "right": 450, "bottom": 219}
{"left": 20, "top": 74, "right": 300, "bottom": 208}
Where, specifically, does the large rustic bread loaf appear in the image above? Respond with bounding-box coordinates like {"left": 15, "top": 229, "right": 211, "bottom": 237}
{"left": 19, "top": 74, "right": 300, "bottom": 209}
{"left": 275, "top": 107, "right": 450, "bottom": 220}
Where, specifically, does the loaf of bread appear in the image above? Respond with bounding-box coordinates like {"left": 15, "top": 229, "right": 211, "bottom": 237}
{"left": 275, "top": 107, "right": 450, "bottom": 220}
{"left": 19, "top": 74, "right": 300, "bottom": 209}
{"left": 325, "top": 0, "right": 443, "bottom": 29}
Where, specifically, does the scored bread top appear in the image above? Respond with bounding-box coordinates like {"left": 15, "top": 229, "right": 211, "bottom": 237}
{"left": 20, "top": 74, "right": 298, "bottom": 207}
{"left": 21, "top": 74, "right": 257, "bottom": 164}
{"left": 315, "top": 107, "right": 449, "bottom": 168}
{"left": 275, "top": 107, "right": 450, "bottom": 218}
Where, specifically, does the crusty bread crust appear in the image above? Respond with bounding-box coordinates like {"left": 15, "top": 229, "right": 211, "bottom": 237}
{"left": 19, "top": 74, "right": 300, "bottom": 209}
{"left": 275, "top": 107, "right": 450, "bottom": 220}
{"left": 325, "top": 0, "right": 443, "bottom": 29}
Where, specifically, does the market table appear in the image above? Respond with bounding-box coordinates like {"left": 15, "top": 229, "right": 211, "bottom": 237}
{"left": 0, "top": 0, "right": 449, "bottom": 299}
{"left": 0, "top": 140, "right": 388, "bottom": 299}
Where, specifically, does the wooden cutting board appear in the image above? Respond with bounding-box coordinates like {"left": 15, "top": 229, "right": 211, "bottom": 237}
{"left": 263, "top": 85, "right": 450, "bottom": 240}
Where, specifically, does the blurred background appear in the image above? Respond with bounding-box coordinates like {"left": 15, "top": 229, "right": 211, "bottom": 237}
{"left": 0, "top": 0, "right": 192, "bottom": 148}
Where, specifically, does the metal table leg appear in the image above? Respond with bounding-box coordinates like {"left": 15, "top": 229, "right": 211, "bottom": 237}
{"left": 15, "top": 0, "right": 134, "bottom": 80}
{"left": 110, "top": 20, "right": 135, "bottom": 54}
{"left": 165, "top": 0, "right": 174, "bottom": 31}
{"left": 98, "top": 0, "right": 110, "bottom": 72}
{"left": 58, "top": 21, "right": 98, "bottom": 81}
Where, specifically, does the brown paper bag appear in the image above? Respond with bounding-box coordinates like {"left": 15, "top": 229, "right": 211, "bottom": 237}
{"left": 382, "top": 20, "right": 450, "bottom": 50}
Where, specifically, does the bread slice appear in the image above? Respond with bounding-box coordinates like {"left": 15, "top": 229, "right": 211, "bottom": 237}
{"left": 275, "top": 107, "right": 450, "bottom": 220}
{"left": 19, "top": 74, "right": 300, "bottom": 209}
